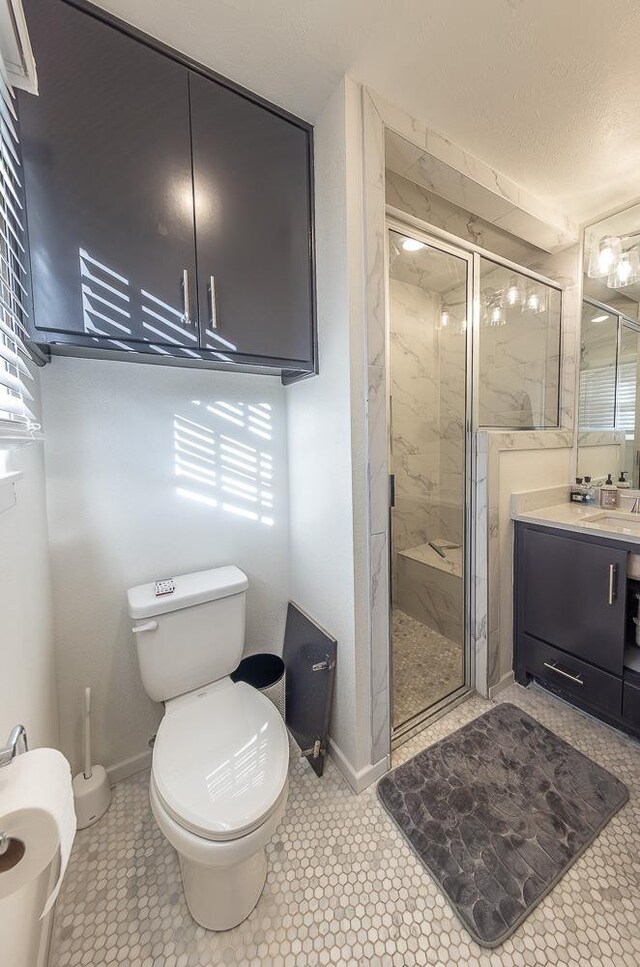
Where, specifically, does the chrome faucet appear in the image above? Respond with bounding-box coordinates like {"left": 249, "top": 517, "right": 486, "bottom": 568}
{"left": 0, "top": 725, "right": 28, "bottom": 768}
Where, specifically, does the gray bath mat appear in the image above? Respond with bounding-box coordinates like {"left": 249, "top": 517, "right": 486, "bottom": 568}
{"left": 377, "top": 703, "right": 628, "bottom": 947}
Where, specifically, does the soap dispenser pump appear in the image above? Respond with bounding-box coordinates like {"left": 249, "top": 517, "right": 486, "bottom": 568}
{"left": 618, "top": 471, "right": 630, "bottom": 489}
{"left": 600, "top": 474, "right": 618, "bottom": 509}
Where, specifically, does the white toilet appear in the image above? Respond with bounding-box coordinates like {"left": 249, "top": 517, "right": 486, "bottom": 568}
{"left": 127, "top": 566, "right": 289, "bottom": 931}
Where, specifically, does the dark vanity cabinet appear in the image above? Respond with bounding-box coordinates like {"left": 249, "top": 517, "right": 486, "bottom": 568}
{"left": 17, "top": 0, "right": 316, "bottom": 378}
{"left": 515, "top": 522, "right": 640, "bottom": 736}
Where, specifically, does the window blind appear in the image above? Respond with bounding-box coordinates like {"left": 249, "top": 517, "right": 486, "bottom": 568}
{"left": 616, "top": 360, "right": 637, "bottom": 434}
{"left": 0, "top": 58, "right": 37, "bottom": 442}
{"left": 578, "top": 365, "right": 616, "bottom": 429}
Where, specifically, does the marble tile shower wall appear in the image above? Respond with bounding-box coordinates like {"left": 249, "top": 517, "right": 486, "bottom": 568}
{"left": 386, "top": 170, "right": 537, "bottom": 270}
{"left": 389, "top": 278, "right": 464, "bottom": 566}
{"left": 387, "top": 170, "right": 563, "bottom": 431}
{"left": 479, "top": 312, "right": 561, "bottom": 428}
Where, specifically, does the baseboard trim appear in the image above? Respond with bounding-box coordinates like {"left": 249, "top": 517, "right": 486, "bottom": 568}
{"left": 106, "top": 748, "right": 152, "bottom": 786}
{"left": 489, "top": 671, "right": 515, "bottom": 699}
{"left": 109, "top": 742, "right": 392, "bottom": 794}
{"left": 328, "top": 739, "right": 390, "bottom": 794}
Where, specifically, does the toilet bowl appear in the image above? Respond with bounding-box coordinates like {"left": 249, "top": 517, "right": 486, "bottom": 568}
{"left": 127, "top": 566, "right": 289, "bottom": 930}
{"left": 150, "top": 677, "right": 289, "bottom": 929}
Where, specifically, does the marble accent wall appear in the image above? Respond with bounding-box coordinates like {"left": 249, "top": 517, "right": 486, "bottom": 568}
{"left": 386, "top": 170, "right": 539, "bottom": 266}
{"left": 363, "top": 91, "right": 392, "bottom": 766}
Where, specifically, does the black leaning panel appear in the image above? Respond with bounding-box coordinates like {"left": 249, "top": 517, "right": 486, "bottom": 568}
{"left": 282, "top": 602, "right": 336, "bottom": 778}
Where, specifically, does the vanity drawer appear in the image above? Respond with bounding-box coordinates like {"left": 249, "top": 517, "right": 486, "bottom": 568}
{"left": 520, "top": 634, "right": 622, "bottom": 716}
{"left": 623, "top": 681, "right": 640, "bottom": 729}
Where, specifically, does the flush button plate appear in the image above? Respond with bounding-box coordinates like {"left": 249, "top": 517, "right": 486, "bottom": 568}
{"left": 154, "top": 579, "right": 175, "bottom": 596}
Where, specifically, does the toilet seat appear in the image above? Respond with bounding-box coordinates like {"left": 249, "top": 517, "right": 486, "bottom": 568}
{"left": 152, "top": 677, "right": 289, "bottom": 842}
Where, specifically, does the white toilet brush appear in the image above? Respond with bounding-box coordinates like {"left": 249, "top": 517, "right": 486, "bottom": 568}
{"left": 72, "top": 687, "right": 111, "bottom": 829}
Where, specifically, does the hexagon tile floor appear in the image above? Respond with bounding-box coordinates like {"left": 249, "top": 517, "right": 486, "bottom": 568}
{"left": 49, "top": 683, "right": 640, "bottom": 967}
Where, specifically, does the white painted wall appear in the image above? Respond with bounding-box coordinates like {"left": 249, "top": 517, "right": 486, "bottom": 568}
{"left": 0, "top": 376, "right": 59, "bottom": 967}
{"left": 286, "top": 77, "right": 372, "bottom": 782}
{"left": 40, "top": 356, "right": 290, "bottom": 776}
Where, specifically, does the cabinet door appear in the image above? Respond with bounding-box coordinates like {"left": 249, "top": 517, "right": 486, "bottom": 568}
{"left": 189, "top": 71, "right": 314, "bottom": 365}
{"left": 519, "top": 527, "right": 626, "bottom": 674}
{"left": 18, "top": 0, "right": 197, "bottom": 349}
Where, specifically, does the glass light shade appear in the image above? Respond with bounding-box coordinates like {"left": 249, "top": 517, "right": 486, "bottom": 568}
{"left": 607, "top": 246, "right": 640, "bottom": 288}
{"left": 523, "top": 285, "right": 546, "bottom": 314}
{"left": 488, "top": 304, "right": 504, "bottom": 326}
{"left": 588, "top": 235, "right": 622, "bottom": 278}
{"left": 502, "top": 277, "right": 521, "bottom": 307}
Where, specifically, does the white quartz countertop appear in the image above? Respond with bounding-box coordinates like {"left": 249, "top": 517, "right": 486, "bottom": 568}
{"left": 512, "top": 500, "right": 640, "bottom": 546}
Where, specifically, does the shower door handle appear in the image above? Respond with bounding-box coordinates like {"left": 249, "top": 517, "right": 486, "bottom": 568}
{"left": 389, "top": 474, "right": 395, "bottom": 509}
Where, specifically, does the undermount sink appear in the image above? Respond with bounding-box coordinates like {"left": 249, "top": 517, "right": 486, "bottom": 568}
{"left": 582, "top": 511, "right": 640, "bottom": 536}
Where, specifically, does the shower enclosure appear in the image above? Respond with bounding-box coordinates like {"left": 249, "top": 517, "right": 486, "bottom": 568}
{"left": 388, "top": 226, "right": 470, "bottom": 732}
{"left": 387, "top": 218, "right": 562, "bottom": 737}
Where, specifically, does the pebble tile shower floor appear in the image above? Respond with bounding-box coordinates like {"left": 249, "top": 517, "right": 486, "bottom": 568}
{"left": 392, "top": 610, "right": 463, "bottom": 728}
{"left": 50, "top": 684, "right": 640, "bottom": 967}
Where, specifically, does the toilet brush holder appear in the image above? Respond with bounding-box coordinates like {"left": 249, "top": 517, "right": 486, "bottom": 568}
{"left": 72, "top": 687, "right": 111, "bottom": 829}
{"left": 72, "top": 766, "right": 111, "bottom": 829}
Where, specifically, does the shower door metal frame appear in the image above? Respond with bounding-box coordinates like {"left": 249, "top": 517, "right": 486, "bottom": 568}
{"left": 386, "top": 216, "right": 476, "bottom": 743}
{"left": 387, "top": 206, "right": 566, "bottom": 744}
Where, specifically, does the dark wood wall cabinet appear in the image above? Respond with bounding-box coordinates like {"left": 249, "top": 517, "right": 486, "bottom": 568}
{"left": 515, "top": 522, "right": 640, "bottom": 739}
{"left": 17, "top": 0, "right": 316, "bottom": 381}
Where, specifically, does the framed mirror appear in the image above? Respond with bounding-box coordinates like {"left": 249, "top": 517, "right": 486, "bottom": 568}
{"left": 578, "top": 207, "right": 640, "bottom": 486}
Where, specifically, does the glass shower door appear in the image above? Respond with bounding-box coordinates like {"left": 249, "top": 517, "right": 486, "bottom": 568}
{"left": 388, "top": 228, "right": 469, "bottom": 732}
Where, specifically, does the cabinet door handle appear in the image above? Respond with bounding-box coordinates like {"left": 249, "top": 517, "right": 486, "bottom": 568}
{"left": 182, "top": 269, "right": 192, "bottom": 327}
{"left": 543, "top": 661, "right": 584, "bottom": 686}
{"left": 608, "top": 563, "right": 617, "bottom": 605}
{"left": 209, "top": 275, "right": 218, "bottom": 331}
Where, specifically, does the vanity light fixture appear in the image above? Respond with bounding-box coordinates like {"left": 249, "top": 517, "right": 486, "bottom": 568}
{"left": 607, "top": 247, "right": 640, "bottom": 288}
{"left": 588, "top": 235, "right": 622, "bottom": 279}
{"left": 401, "top": 237, "right": 426, "bottom": 252}
{"left": 483, "top": 290, "right": 505, "bottom": 327}
{"left": 438, "top": 307, "right": 450, "bottom": 330}
{"left": 502, "top": 277, "right": 522, "bottom": 307}
{"left": 523, "top": 284, "right": 545, "bottom": 314}
{"left": 587, "top": 231, "right": 640, "bottom": 288}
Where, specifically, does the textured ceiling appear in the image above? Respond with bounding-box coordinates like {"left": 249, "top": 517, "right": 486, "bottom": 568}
{"left": 91, "top": 0, "right": 640, "bottom": 224}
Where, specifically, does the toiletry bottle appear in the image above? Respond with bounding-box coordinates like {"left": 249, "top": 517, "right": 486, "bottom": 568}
{"left": 600, "top": 474, "right": 619, "bottom": 509}
{"left": 583, "top": 476, "right": 594, "bottom": 503}
{"left": 618, "top": 471, "right": 630, "bottom": 489}
{"left": 571, "top": 477, "right": 586, "bottom": 503}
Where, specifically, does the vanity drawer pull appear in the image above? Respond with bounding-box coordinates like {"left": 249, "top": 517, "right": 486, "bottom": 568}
{"left": 543, "top": 661, "right": 584, "bottom": 686}
{"left": 608, "top": 563, "right": 617, "bottom": 606}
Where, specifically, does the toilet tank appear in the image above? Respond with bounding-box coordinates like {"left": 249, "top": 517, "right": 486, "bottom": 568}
{"left": 127, "top": 566, "right": 248, "bottom": 702}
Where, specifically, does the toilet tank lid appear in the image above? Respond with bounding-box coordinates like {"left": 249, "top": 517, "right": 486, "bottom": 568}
{"left": 127, "top": 566, "right": 248, "bottom": 619}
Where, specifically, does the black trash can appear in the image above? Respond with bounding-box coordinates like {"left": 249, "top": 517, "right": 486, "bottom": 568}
{"left": 231, "top": 654, "right": 286, "bottom": 719}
